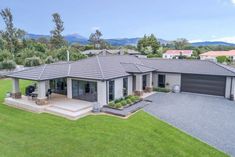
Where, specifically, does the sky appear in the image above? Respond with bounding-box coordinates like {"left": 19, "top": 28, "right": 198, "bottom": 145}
{"left": 1, "top": 0, "right": 235, "bottom": 42}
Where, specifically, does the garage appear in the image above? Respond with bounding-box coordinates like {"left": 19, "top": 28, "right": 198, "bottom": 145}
{"left": 181, "top": 74, "right": 226, "bottom": 96}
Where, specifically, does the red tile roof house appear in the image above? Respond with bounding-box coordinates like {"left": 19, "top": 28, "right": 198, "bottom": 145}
{"left": 4, "top": 55, "right": 235, "bottom": 120}
{"left": 200, "top": 50, "right": 235, "bottom": 62}
{"left": 163, "top": 50, "right": 193, "bottom": 59}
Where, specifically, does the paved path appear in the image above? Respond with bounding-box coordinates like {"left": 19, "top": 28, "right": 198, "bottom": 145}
{"left": 144, "top": 92, "right": 235, "bottom": 156}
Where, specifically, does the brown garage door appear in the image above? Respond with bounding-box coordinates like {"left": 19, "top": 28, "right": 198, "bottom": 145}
{"left": 181, "top": 74, "right": 226, "bottom": 96}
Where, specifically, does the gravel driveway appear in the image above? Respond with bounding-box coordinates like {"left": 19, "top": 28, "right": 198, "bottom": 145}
{"left": 144, "top": 92, "right": 235, "bottom": 156}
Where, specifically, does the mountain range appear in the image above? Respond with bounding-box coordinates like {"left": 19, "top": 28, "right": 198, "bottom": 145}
{"left": 25, "top": 33, "right": 235, "bottom": 47}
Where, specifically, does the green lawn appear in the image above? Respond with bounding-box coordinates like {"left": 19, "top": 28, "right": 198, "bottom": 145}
{"left": 0, "top": 79, "right": 228, "bottom": 157}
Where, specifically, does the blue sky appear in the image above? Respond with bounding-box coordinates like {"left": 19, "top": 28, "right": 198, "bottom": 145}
{"left": 1, "top": 0, "right": 235, "bottom": 42}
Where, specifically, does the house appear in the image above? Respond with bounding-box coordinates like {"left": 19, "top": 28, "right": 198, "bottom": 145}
{"left": 163, "top": 50, "right": 193, "bottom": 59}
{"left": 81, "top": 49, "right": 140, "bottom": 56}
{"left": 200, "top": 50, "right": 235, "bottom": 61}
{"left": 5, "top": 55, "right": 235, "bottom": 118}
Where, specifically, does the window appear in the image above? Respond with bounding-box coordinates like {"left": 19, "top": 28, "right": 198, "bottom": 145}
{"left": 142, "top": 75, "right": 147, "bottom": 90}
{"left": 109, "top": 80, "right": 115, "bottom": 101}
{"left": 158, "top": 74, "right": 166, "bottom": 88}
{"left": 123, "top": 77, "right": 128, "bottom": 97}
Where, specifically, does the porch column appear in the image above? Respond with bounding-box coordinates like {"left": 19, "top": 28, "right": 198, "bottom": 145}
{"left": 134, "top": 74, "right": 143, "bottom": 96}
{"left": 11, "top": 78, "right": 21, "bottom": 99}
{"left": 146, "top": 72, "right": 153, "bottom": 92}
{"left": 36, "top": 81, "right": 48, "bottom": 105}
{"left": 67, "top": 78, "right": 72, "bottom": 99}
{"left": 97, "top": 81, "right": 107, "bottom": 107}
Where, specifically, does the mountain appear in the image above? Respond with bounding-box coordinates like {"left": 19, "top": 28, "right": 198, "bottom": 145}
{"left": 191, "top": 41, "right": 235, "bottom": 47}
{"left": 25, "top": 33, "right": 235, "bottom": 47}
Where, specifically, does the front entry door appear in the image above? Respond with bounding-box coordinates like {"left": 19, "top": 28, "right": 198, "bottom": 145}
{"left": 158, "top": 74, "right": 165, "bottom": 88}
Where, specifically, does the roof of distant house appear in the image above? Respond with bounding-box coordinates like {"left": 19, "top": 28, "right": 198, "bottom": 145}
{"left": 6, "top": 55, "right": 235, "bottom": 81}
{"left": 164, "top": 50, "right": 193, "bottom": 55}
{"left": 200, "top": 50, "right": 235, "bottom": 57}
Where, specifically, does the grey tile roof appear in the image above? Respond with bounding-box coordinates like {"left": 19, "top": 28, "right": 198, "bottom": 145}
{"left": 6, "top": 56, "right": 235, "bottom": 81}
{"left": 140, "top": 58, "right": 235, "bottom": 76}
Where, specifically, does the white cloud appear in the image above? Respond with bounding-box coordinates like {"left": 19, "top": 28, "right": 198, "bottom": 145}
{"left": 231, "top": 0, "right": 235, "bottom": 4}
{"left": 91, "top": 26, "right": 100, "bottom": 31}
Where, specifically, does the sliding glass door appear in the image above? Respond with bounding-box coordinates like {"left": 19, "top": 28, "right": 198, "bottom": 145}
{"left": 72, "top": 80, "right": 97, "bottom": 102}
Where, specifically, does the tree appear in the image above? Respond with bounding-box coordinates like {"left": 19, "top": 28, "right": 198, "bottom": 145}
{"left": 172, "top": 38, "right": 189, "bottom": 50}
{"left": 137, "top": 34, "right": 160, "bottom": 55}
{"left": 50, "top": 13, "right": 66, "bottom": 49}
{"left": 216, "top": 56, "right": 231, "bottom": 64}
{"left": 24, "top": 56, "right": 42, "bottom": 67}
{"left": 0, "top": 8, "right": 25, "bottom": 56}
{"left": 89, "top": 29, "right": 103, "bottom": 49}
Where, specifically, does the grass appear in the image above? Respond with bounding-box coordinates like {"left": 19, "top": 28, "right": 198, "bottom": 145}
{"left": 0, "top": 79, "right": 228, "bottom": 157}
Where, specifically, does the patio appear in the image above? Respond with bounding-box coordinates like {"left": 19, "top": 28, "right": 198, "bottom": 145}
{"left": 5, "top": 93, "right": 94, "bottom": 120}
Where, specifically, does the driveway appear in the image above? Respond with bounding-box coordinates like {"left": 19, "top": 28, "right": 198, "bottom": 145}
{"left": 144, "top": 92, "right": 235, "bottom": 156}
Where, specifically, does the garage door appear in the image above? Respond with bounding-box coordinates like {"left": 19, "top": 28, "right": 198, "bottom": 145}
{"left": 181, "top": 74, "right": 226, "bottom": 96}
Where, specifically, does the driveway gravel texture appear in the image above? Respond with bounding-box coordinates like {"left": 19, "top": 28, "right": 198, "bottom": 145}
{"left": 144, "top": 92, "right": 235, "bottom": 156}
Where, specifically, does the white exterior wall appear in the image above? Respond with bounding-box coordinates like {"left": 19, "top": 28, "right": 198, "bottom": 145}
{"left": 97, "top": 81, "right": 107, "bottom": 107}
{"left": 163, "top": 53, "right": 192, "bottom": 59}
{"left": 114, "top": 78, "right": 123, "bottom": 99}
{"left": 12, "top": 78, "right": 20, "bottom": 93}
{"left": 128, "top": 76, "right": 133, "bottom": 95}
{"left": 146, "top": 72, "right": 153, "bottom": 88}
{"left": 67, "top": 78, "right": 72, "bottom": 99}
{"left": 226, "top": 77, "right": 235, "bottom": 99}
{"left": 135, "top": 74, "right": 143, "bottom": 91}
{"left": 37, "top": 81, "right": 46, "bottom": 99}
{"left": 153, "top": 73, "right": 181, "bottom": 90}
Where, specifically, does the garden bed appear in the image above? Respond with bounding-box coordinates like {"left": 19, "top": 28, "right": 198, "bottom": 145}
{"left": 105, "top": 95, "right": 142, "bottom": 110}
{"left": 102, "top": 100, "right": 150, "bottom": 117}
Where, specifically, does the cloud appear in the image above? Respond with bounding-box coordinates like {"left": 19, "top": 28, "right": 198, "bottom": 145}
{"left": 231, "top": 0, "right": 235, "bottom": 4}
{"left": 91, "top": 26, "right": 100, "bottom": 31}
{"left": 190, "top": 36, "right": 235, "bottom": 44}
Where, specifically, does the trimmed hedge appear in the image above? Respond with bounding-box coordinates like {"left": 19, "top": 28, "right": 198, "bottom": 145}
{"left": 153, "top": 87, "right": 171, "bottom": 93}
{"left": 108, "top": 95, "right": 141, "bottom": 109}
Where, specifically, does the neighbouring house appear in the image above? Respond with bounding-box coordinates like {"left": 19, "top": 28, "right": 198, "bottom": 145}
{"left": 81, "top": 49, "right": 140, "bottom": 56}
{"left": 163, "top": 50, "right": 193, "bottom": 59}
{"left": 200, "top": 50, "right": 235, "bottom": 62}
{"left": 4, "top": 55, "right": 235, "bottom": 119}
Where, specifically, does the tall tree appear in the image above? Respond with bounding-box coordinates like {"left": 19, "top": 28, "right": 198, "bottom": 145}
{"left": 0, "top": 8, "right": 25, "bottom": 56}
{"left": 137, "top": 34, "right": 160, "bottom": 54}
{"left": 172, "top": 38, "right": 189, "bottom": 50}
{"left": 89, "top": 29, "right": 103, "bottom": 49}
{"left": 50, "top": 13, "right": 66, "bottom": 49}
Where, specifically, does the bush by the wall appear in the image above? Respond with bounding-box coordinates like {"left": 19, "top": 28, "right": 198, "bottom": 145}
{"left": 45, "top": 56, "right": 56, "bottom": 64}
{"left": 153, "top": 87, "right": 171, "bottom": 93}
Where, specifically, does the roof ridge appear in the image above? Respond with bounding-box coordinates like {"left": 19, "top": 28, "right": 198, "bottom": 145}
{"left": 38, "top": 64, "right": 47, "bottom": 80}
{"left": 209, "top": 61, "right": 235, "bottom": 75}
{"left": 96, "top": 56, "right": 105, "bottom": 80}
{"left": 134, "top": 63, "right": 142, "bottom": 73}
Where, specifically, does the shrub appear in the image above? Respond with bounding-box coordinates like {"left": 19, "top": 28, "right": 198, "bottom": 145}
{"left": 126, "top": 99, "right": 132, "bottom": 104}
{"left": 130, "top": 96, "right": 137, "bottom": 102}
{"left": 0, "top": 50, "right": 13, "bottom": 62}
{"left": 45, "top": 56, "right": 55, "bottom": 64}
{"left": 108, "top": 101, "right": 115, "bottom": 107}
{"left": 0, "top": 60, "right": 16, "bottom": 70}
{"left": 153, "top": 87, "right": 171, "bottom": 93}
{"left": 24, "top": 56, "right": 42, "bottom": 67}
{"left": 115, "top": 103, "right": 122, "bottom": 109}
{"left": 120, "top": 100, "right": 127, "bottom": 106}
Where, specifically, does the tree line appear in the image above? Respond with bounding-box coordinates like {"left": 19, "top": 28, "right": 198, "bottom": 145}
{"left": 1, "top": 8, "right": 235, "bottom": 70}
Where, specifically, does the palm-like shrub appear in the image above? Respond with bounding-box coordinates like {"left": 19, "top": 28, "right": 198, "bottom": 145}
{"left": 24, "top": 56, "right": 42, "bottom": 67}
{"left": 0, "top": 60, "right": 16, "bottom": 70}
